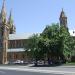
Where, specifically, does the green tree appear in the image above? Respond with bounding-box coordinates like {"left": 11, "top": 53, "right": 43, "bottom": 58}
{"left": 59, "top": 26, "right": 75, "bottom": 62}
{"left": 40, "top": 24, "right": 60, "bottom": 64}
{"left": 25, "top": 23, "right": 75, "bottom": 65}
{"left": 40, "top": 24, "right": 74, "bottom": 64}
{"left": 25, "top": 34, "right": 40, "bottom": 65}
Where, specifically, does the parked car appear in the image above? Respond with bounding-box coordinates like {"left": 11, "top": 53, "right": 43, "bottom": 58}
{"left": 13, "top": 60, "right": 24, "bottom": 64}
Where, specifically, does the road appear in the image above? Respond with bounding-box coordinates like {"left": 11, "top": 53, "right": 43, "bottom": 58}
{"left": 0, "top": 65, "right": 74, "bottom": 75}
{"left": 0, "top": 70, "right": 63, "bottom": 75}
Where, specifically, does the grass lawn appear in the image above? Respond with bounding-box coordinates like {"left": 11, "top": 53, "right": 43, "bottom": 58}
{"left": 63, "top": 62, "right": 75, "bottom": 66}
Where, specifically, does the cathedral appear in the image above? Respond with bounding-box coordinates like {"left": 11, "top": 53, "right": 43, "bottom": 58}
{"left": 0, "top": 0, "right": 32, "bottom": 64}
{"left": 0, "top": 0, "right": 75, "bottom": 64}
{"left": 0, "top": 0, "right": 16, "bottom": 64}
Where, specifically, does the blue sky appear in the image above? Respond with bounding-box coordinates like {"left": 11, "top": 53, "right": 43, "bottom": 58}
{"left": 0, "top": 0, "right": 75, "bottom": 33}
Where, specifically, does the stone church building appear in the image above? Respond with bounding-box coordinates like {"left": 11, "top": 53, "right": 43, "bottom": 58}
{"left": 0, "top": 0, "right": 75, "bottom": 64}
{"left": 0, "top": 0, "right": 33, "bottom": 64}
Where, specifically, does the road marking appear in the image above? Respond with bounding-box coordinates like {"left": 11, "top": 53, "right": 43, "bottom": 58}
{"left": 0, "top": 67, "right": 74, "bottom": 75}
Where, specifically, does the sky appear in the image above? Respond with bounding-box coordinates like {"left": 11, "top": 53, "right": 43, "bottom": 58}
{"left": 0, "top": 0, "right": 75, "bottom": 34}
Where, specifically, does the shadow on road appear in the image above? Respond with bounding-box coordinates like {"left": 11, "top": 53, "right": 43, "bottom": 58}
{"left": 30, "top": 63, "right": 63, "bottom": 67}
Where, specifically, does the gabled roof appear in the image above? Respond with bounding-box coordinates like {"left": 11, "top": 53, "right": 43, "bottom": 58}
{"left": 9, "top": 33, "right": 36, "bottom": 40}
{"left": 8, "top": 30, "right": 75, "bottom": 41}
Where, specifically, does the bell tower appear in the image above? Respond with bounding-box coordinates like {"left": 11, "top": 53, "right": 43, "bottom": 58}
{"left": 0, "top": 0, "right": 8, "bottom": 64}
{"left": 59, "top": 8, "right": 68, "bottom": 29}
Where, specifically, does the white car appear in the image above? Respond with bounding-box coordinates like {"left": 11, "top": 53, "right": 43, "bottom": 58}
{"left": 14, "top": 60, "right": 24, "bottom": 64}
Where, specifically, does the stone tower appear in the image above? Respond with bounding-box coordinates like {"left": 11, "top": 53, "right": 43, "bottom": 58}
{"left": 0, "top": 0, "right": 9, "bottom": 64}
{"left": 59, "top": 9, "right": 68, "bottom": 29}
{"left": 8, "top": 9, "right": 16, "bottom": 34}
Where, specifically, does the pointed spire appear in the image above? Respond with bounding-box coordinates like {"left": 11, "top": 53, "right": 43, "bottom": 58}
{"left": 8, "top": 9, "right": 14, "bottom": 27}
{"left": 62, "top": 8, "right": 64, "bottom": 12}
{"left": 60, "top": 8, "right": 66, "bottom": 18}
{"left": 1, "top": 0, "right": 6, "bottom": 15}
{"left": 2, "top": 0, "right": 6, "bottom": 8}
{"left": 59, "top": 8, "right": 67, "bottom": 29}
{"left": 8, "top": 9, "right": 16, "bottom": 34}
{"left": 1, "top": 0, "right": 6, "bottom": 23}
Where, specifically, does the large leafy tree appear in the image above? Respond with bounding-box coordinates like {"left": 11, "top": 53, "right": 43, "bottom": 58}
{"left": 40, "top": 23, "right": 74, "bottom": 63}
{"left": 38, "top": 24, "right": 60, "bottom": 64}
{"left": 25, "top": 23, "right": 75, "bottom": 65}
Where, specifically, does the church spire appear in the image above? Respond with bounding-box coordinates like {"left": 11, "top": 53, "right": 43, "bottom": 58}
{"left": 1, "top": 0, "right": 6, "bottom": 23}
{"left": 8, "top": 9, "right": 16, "bottom": 34}
{"left": 59, "top": 8, "right": 67, "bottom": 29}
{"left": 60, "top": 8, "right": 66, "bottom": 18}
{"left": 8, "top": 9, "right": 13, "bottom": 27}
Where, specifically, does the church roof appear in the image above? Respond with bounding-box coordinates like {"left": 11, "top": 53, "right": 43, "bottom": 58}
{"left": 9, "top": 33, "right": 38, "bottom": 40}
{"left": 9, "top": 31, "right": 75, "bottom": 41}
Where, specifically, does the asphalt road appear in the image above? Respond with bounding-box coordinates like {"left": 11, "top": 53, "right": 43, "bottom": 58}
{"left": 0, "top": 70, "right": 63, "bottom": 75}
